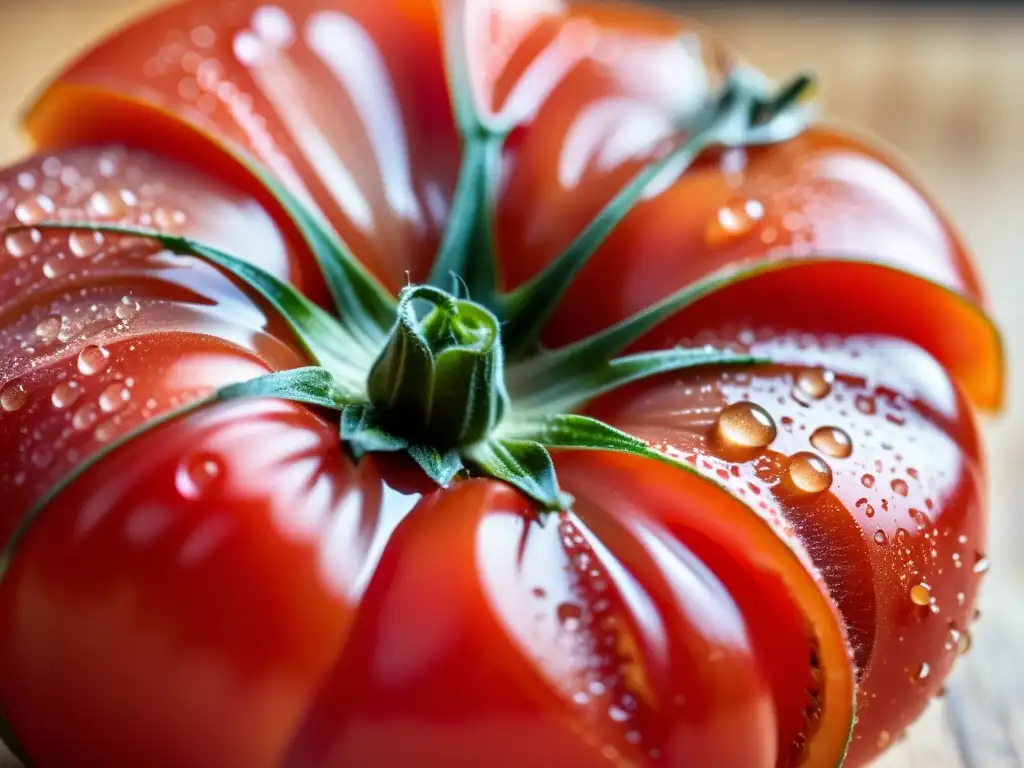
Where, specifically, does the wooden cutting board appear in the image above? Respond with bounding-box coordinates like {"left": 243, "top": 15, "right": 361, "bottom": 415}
{"left": 0, "top": 2, "right": 1021, "bottom": 766}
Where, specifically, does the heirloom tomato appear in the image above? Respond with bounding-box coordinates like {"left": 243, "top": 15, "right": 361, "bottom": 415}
{"left": 0, "top": 0, "right": 1001, "bottom": 767}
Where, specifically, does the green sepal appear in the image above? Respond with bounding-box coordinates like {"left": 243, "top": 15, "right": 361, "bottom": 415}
{"left": 341, "top": 404, "right": 463, "bottom": 487}
{"left": 0, "top": 366, "right": 350, "bottom": 585}
{"left": 510, "top": 344, "right": 762, "bottom": 415}
{"left": 463, "top": 439, "right": 571, "bottom": 512}
{"left": 220, "top": 142, "right": 396, "bottom": 349}
{"left": 16, "top": 222, "right": 376, "bottom": 391}
{"left": 499, "top": 70, "right": 816, "bottom": 358}
{"left": 407, "top": 445, "right": 464, "bottom": 488}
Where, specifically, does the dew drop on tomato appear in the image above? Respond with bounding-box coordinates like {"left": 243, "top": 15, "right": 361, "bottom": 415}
{"left": 4, "top": 227, "right": 42, "bottom": 258}
{"left": 787, "top": 452, "right": 832, "bottom": 493}
{"left": 77, "top": 344, "right": 110, "bottom": 376}
{"left": 715, "top": 401, "right": 777, "bottom": 448}
{"left": 42, "top": 255, "right": 69, "bottom": 279}
{"left": 891, "top": 478, "right": 909, "bottom": 497}
{"left": 556, "top": 602, "right": 582, "bottom": 631}
{"left": 176, "top": 453, "right": 225, "bottom": 501}
{"left": 704, "top": 198, "right": 764, "bottom": 248}
{"left": 98, "top": 382, "right": 131, "bottom": 414}
{"left": 71, "top": 402, "right": 99, "bottom": 431}
{"left": 86, "top": 188, "right": 130, "bottom": 219}
{"left": 972, "top": 553, "right": 989, "bottom": 574}
{"left": 115, "top": 296, "right": 138, "bottom": 321}
{"left": 855, "top": 394, "right": 877, "bottom": 414}
{"left": 68, "top": 230, "right": 104, "bottom": 258}
{"left": 909, "top": 583, "right": 932, "bottom": 606}
{"left": 792, "top": 368, "right": 834, "bottom": 404}
{"left": 35, "top": 315, "right": 63, "bottom": 341}
{"left": 0, "top": 382, "right": 27, "bottom": 413}
{"left": 957, "top": 630, "right": 973, "bottom": 655}
{"left": 873, "top": 530, "right": 887, "bottom": 545}
{"left": 14, "top": 194, "right": 56, "bottom": 224}
{"left": 861, "top": 473, "right": 876, "bottom": 488}
{"left": 809, "top": 425, "right": 852, "bottom": 458}
{"left": 51, "top": 380, "right": 82, "bottom": 409}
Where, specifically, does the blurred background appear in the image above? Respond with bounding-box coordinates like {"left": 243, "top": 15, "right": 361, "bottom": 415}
{"left": 0, "top": 1, "right": 1020, "bottom": 766}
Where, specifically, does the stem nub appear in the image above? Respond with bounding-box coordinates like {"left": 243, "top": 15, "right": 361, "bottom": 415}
{"left": 367, "top": 285, "right": 508, "bottom": 449}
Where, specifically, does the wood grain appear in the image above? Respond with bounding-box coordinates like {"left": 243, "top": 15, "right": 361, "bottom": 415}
{"left": 0, "top": 2, "right": 1021, "bottom": 766}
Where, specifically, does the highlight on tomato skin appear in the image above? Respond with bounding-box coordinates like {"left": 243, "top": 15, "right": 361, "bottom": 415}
{"left": 0, "top": 0, "right": 1004, "bottom": 766}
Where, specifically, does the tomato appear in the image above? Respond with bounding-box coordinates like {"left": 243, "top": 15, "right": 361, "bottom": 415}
{"left": 0, "top": 0, "right": 1000, "bottom": 767}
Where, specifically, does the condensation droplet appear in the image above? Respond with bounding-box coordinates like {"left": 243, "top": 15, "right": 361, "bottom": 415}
{"left": 915, "top": 662, "right": 930, "bottom": 681}
{"left": 957, "top": 630, "right": 972, "bottom": 655}
{"left": 909, "top": 582, "right": 932, "bottom": 606}
{"left": 69, "top": 230, "right": 104, "bottom": 258}
{"left": 704, "top": 198, "right": 764, "bottom": 248}
{"left": 77, "top": 345, "right": 111, "bottom": 376}
{"left": 35, "top": 315, "right": 63, "bottom": 341}
{"left": 98, "top": 382, "right": 131, "bottom": 414}
{"left": 715, "top": 401, "right": 777, "bottom": 449}
{"left": 42, "top": 256, "right": 68, "bottom": 279}
{"left": 793, "top": 368, "right": 834, "bottom": 403}
{"left": 873, "top": 530, "right": 888, "bottom": 545}
{"left": 72, "top": 403, "right": 99, "bottom": 431}
{"left": 87, "top": 189, "right": 130, "bottom": 219}
{"left": 945, "top": 624, "right": 961, "bottom": 651}
{"left": 15, "top": 195, "right": 56, "bottom": 224}
{"left": 891, "top": 478, "right": 909, "bottom": 497}
{"left": 176, "top": 453, "right": 225, "bottom": 501}
{"left": 51, "top": 380, "right": 82, "bottom": 409}
{"left": 0, "top": 382, "right": 27, "bottom": 412}
{"left": 556, "top": 603, "right": 582, "bottom": 632}
{"left": 861, "top": 473, "right": 876, "bottom": 489}
{"left": 788, "top": 452, "right": 832, "bottom": 493}
{"left": 855, "top": 394, "right": 876, "bottom": 415}
{"left": 4, "top": 227, "right": 42, "bottom": 258}
{"left": 972, "top": 553, "right": 989, "bottom": 574}
{"left": 115, "top": 296, "right": 138, "bottom": 321}
{"left": 810, "top": 425, "right": 852, "bottom": 458}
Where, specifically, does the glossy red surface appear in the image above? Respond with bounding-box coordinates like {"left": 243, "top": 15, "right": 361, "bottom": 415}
{"left": 0, "top": 0, "right": 1000, "bottom": 766}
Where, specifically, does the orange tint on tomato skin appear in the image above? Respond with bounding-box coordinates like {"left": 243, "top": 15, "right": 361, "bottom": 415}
{"left": 582, "top": 334, "right": 987, "bottom": 765}
{"left": 285, "top": 479, "right": 780, "bottom": 768}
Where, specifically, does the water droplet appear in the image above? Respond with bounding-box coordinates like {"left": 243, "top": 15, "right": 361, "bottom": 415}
{"left": 855, "top": 394, "right": 876, "bottom": 415}
{"left": 877, "top": 731, "right": 891, "bottom": 749}
{"left": 556, "top": 603, "right": 583, "bottom": 632}
{"left": 98, "top": 382, "right": 131, "bottom": 413}
{"left": 4, "top": 227, "right": 41, "bottom": 257}
{"left": 788, "top": 452, "right": 832, "bottom": 493}
{"left": 810, "top": 425, "right": 852, "bottom": 458}
{"left": 42, "top": 255, "right": 68, "bottom": 279}
{"left": 571, "top": 691, "right": 589, "bottom": 706}
{"left": 915, "top": 662, "right": 930, "bottom": 681}
{"left": 704, "top": 198, "right": 764, "bottom": 247}
{"left": 608, "top": 705, "right": 629, "bottom": 723}
{"left": 115, "top": 296, "right": 138, "bottom": 321}
{"left": 1, "top": 382, "right": 27, "bottom": 412}
{"left": 909, "top": 582, "right": 932, "bottom": 606}
{"left": 972, "top": 553, "right": 989, "bottom": 574}
{"left": 957, "top": 630, "right": 972, "bottom": 655}
{"left": 72, "top": 402, "right": 99, "bottom": 431}
{"left": 69, "top": 230, "right": 104, "bottom": 258}
{"left": 35, "top": 315, "right": 63, "bottom": 341}
{"left": 77, "top": 345, "right": 110, "bottom": 376}
{"left": 715, "top": 401, "right": 777, "bottom": 449}
{"left": 891, "top": 478, "right": 909, "bottom": 497}
{"left": 87, "top": 189, "right": 130, "bottom": 219}
{"left": 873, "top": 530, "right": 888, "bottom": 545}
{"left": 793, "top": 368, "right": 834, "bottom": 402}
{"left": 861, "top": 473, "right": 875, "bottom": 488}
{"left": 15, "top": 195, "right": 56, "bottom": 224}
{"left": 176, "top": 453, "right": 225, "bottom": 500}
{"left": 51, "top": 380, "right": 82, "bottom": 409}
{"left": 945, "top": 624, "right": 961, "bottom": 651}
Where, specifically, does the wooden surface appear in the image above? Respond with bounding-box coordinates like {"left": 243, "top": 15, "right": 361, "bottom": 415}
{"left": 0, "top": 1, "right": 1021, "bottom": 766}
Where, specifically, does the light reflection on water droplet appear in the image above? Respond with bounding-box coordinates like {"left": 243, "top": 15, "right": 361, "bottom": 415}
{"left": 35, "top": 315, "right": 63, "bottom": 341}
{"left": 957, "top": 630, "right": 972, "bottom": 655}
{"left": 69, "top": 230, "right": 104, "bottom": 258}
{"left": 915, "top": 662, "right": 930, "bottom": 681}
{"left": 87, "top": 189, "right": 130, "bottom": 219}
{"left": 861, "top": 473, "right": 875, "bottom": 488}
{"left": 72, "top": 403, "right": 99, "bottom": 431}
{"left": 704, "top": 198, "right": 764, "bottom": 248}
{"left": 556, "top": 602, "right": 582, "bottom": 632}
{"left": 176, "top": 453, "right": 225, "bottom": 500}
{"left": 77, "top": 345, "right": 110, "bottom": 376}
{"left": 4, "top": 227, "right": 41, "bottom": 257}
{"left": 715, "top": 401, "right": 776, "bottom": 449}
{"left": 810, "top": 425, "right": 852, "bottom": 458}
{"left": 1, "top": 382, "right": 27, "bottom": 412}
{"left": 98, "top": 382, "right": 131, "bottom": 414}
{"left": 793, "top": 368, "right": 833, "bottom": 404}
{"left": 891, "top": 478, "right": 909, "bottom": 497}
{"left": 15, "top": 195, "right": 56, "bottom": 224}
{"left": 909, "top": 583, "right": 932, "bottom": 606}
{"left": 873, "top": 530, "right": 887, "bottom": 545}
{"left": 51, "top": 380, "right": 82, "bottom": 409}
{"left": 973, "top": 553, "right": 989, "bottom": 574}
{"left": 788, "top": 452, "right": 832, "bottom": 493}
